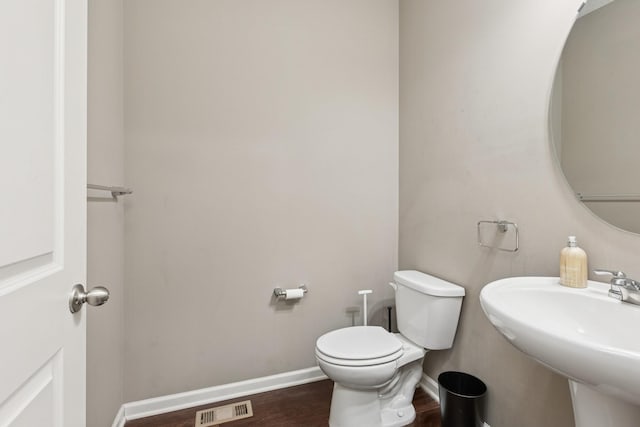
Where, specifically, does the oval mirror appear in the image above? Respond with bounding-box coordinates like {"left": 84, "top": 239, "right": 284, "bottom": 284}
{"left": 550, "top": 0, "right": 640, "bottom": 234}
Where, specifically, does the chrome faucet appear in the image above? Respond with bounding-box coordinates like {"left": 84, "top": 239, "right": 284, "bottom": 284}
{"left": 593, "top": 269, "right": 640, "bottom": 305}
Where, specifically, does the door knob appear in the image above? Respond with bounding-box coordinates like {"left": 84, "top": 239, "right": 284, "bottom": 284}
{"left": 69, "top": 284, "right": 110, "bottom": 313}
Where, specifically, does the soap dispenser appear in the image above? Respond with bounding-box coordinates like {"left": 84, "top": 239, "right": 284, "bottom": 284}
{"left": 560, "top": 235, "right": 588, "bottom": 288}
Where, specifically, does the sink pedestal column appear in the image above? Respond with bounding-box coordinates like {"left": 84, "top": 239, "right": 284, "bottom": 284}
{"left": 569, "top": 380, "right": 640, "bottom": 427}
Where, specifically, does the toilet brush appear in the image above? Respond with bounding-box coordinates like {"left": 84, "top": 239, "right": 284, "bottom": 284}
{"left": 358, "top": 290, "right": 372, "bottom": 326}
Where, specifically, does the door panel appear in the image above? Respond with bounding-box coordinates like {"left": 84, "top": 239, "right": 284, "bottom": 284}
{"left": 0, "top": 0, "right": 56, "bottom": 268}
{"left": 0, "top": 352, "right": 63, "bottom": 427}
{"left": 0, "top": 1, "right": 87, "bottom": 426}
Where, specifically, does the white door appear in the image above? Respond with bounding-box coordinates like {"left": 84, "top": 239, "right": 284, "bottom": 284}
{"left": 0, "top": 1, "right": 88, "bottom": 426}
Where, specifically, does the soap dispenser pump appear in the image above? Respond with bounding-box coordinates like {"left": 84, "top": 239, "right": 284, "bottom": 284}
{"left": 560, "top": 235, "right": 588, "bottom": 288}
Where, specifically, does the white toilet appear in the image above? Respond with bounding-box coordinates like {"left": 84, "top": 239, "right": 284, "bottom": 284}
{"left": 315, "top": 270, "right": 465, "bottom": 427}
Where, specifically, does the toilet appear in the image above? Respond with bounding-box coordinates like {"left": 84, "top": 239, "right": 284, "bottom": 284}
{"left": 315, "top": 270, "right": 465, "bottom": 427}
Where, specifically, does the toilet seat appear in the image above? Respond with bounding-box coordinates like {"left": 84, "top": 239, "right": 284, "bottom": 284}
{"left": 316, "top": 326, "right": 403, "bottom": 367}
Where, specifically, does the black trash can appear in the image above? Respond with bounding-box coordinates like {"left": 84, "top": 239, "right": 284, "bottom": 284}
{"left": 438, "top": 371, "right": 487, "bottom": 427}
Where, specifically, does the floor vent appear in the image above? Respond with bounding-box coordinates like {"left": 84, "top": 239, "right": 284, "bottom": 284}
{"left": 195, "top": 400, "right": 254, "bottom": 426}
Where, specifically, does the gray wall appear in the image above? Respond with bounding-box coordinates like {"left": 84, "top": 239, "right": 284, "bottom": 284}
{"left": 87, "top": 0, "right": 125, "bottom": 426}
{"left": 399, "top": 0, "right": 640, "bottom": 426}
{"left": 123, "top": 0, "right": 399, "bottom": 401}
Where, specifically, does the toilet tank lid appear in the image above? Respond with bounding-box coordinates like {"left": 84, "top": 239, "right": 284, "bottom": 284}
{"left": 394, "top": 270, "right": 465, "bottom": 297}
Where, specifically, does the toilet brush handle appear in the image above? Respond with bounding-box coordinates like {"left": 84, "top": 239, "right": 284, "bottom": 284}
{"left": 358, "top": 290, "right": 373, "bottom": 327}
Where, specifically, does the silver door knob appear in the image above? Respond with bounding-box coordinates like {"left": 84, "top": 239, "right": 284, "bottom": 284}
{"left": 69, "top": 284, "right": 110, "bottom": 313}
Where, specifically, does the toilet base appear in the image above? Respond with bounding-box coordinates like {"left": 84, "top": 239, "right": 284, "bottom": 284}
{"left": 328, "top": 383, "right": 417, "bottom": 427}
{"left": 329, "top": 384, "right": 382, "bottom": 427}
{"left": 380, "top": 404, "right": 416, "bottom": 427}
{"left": 327, "top": 359, "right": 423, "bottom": 427}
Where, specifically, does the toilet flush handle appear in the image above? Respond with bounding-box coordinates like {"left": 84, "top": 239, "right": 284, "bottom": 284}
{"left": 389, "top": 282, "right": 398, "bottom": 291}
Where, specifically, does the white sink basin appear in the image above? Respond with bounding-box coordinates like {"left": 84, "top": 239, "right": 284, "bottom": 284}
{"left": 480, "top": 277, "right": 640, "bottom": 427}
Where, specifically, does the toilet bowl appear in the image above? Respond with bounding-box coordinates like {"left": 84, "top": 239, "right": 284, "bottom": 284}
{"left": 315, "top": 270, "right": 465, "bottom": 427}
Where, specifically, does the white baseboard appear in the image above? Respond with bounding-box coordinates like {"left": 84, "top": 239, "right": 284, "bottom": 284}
{"left": 419, "top": 373, "right": 491, "bottom": 427}
{"left": 110, "top": 405, "right": 126, "bottom": 427}
{"left": 119, "top": 366, "right": 327, "bottom": 422}
{"left": 419, "top": 372, "right": 440, "bottom": 402}
{"left": 114, "top": 368, "right": 490, "bottom": 426}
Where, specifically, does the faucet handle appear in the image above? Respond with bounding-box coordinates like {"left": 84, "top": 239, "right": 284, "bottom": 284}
{"left": 593, "top": 269, "right": 626, "bottom": 279}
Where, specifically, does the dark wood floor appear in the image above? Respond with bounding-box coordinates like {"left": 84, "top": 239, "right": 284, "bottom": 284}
{"left": 125, "top": 379, "right": 441, "bottom": 427}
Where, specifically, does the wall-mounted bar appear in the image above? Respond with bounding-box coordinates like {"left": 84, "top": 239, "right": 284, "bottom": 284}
{"left": 87, "top": 184, "right": 133, "bottom": 201}
{"left": 477, "top": 220, "right": 519, "bottom": 252}
{"left": 577, "top": 193, "right": 640, "bottom": 202}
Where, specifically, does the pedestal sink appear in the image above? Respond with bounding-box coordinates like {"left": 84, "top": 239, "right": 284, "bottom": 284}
{"left": 480, "top": 277, "right": 640, "bottom": 427}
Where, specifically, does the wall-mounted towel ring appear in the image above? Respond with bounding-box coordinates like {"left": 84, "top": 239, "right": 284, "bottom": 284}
{"left": 477, "top": 220, "right": 519, "bottom": 252}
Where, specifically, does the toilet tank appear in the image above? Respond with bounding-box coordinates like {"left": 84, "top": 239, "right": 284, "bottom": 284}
{"left": 393, "top": 270, "right": 465, "bottom": 350}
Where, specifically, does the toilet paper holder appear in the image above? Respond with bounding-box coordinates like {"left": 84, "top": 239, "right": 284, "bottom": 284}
{"left": 273, "top": 285, "right": 308, "bottom": 299}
